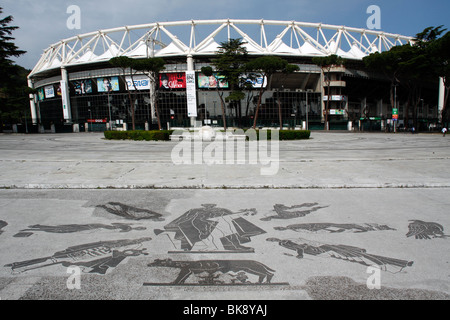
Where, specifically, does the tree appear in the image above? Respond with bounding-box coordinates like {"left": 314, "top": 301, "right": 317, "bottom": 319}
{"left": 363, "top": 49, "right": 402, "bottom": 114}
{"left": 312, "top": 54, "right": 345, "bottom": 130}
{"left": 213, "top": 38, "right": 248, "bottom": 90}
{"left": 109, "top": 56, "right": 139, "bottom": 130}
{"left": 200, "top": 65, "right": 227, "bottom": 129}
{"left": 0, "top": 7, "right": 25, "bottom": 84}
{"left": 434, "top": 32, "right": 450, "bottom": 125}
{"left": 0, "top": 7, "right": 27, "bottom": 125}
{"left": 272, "top": 64, "right": 300, "bottom": 129}
{"left": 132, "top": 58, "right": 166, "bottom": 130}
{"left": 398, "top": 45, "right": 433, "bottom": 129}
{"left": 421, "top": 27, "right": 450, "bottom": 125}
{"left": 201, "top": 39, "right": 249, "bottom": 130}
{"left": 364, "top": 26, "right": 449, "bottom": 130}
{"left": 245, "top": 56, "right": 297, "bottom": 129}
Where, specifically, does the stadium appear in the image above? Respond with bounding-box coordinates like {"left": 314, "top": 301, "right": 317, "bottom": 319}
{"left": 26, "top": 19, "right": 439, "bottom": 133}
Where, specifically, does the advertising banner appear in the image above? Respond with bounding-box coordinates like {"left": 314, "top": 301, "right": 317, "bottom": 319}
{"left": 37, "top": 88, "right": 45, "bottom": 101}
{"left": 241, "top": 73, "right": 267, "bottom": 88}
{"left": 159, "top": 73, "right": 186, "bottom": 89}
{"left": 97, "top": 77, "right": 120, "bottom": 92}
{"left": 72, "top": 79, "right": 93, "bottom": 95}
{"left": 44, "top": 85, "right": 55, "bottom": 99}
{"left": 126, "top": 75, "right": 151, "bottom": 91}
{"left": 197, "top": 73, "right": 229, "bottom": 89}
{"left": 186, "top": 71, "right": 197, "bottom": 117}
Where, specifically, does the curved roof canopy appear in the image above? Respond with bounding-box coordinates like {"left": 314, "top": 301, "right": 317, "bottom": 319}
{"left": 29, "top": 19, "right": 414, "bottom": 77}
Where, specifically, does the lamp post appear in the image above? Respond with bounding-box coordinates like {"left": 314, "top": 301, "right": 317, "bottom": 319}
{"left": 306, "top": 91, "right": 309, "bottom": 130}
{"left": 108, "top": 93, "right": 112, "bottom": 130}
{"left": 88, "top": 108, "right": 92, "bottom": 132}
{"left": 204, "top": 94, "right": 208, "bottom": 125}
{"left": 394, "top": 84, "right": 397, "bottom": 133}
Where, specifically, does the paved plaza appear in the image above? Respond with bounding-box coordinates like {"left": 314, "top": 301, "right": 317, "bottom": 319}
{"left": 0, "top": 131, "right": 449, "bottom": 302}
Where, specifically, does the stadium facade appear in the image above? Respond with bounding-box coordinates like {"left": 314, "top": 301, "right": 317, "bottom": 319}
{"left": 26, "top": 19, "right": 440, "bottom": 133}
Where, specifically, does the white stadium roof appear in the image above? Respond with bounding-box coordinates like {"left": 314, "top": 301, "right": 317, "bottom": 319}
{"left": 29, "top": 19, "right": 414, "bottom": 77}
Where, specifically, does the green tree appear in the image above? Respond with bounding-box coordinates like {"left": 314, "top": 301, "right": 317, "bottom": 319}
{"left": 420, "top": 27, "right": 450, "bottom": 125}
{"left": 364, "top": 26, "right": 449, "bottom": 129}
{"left": 109, "top": 56, "right": 138, "bottom": 130}
{"left": 0, "top": 7, "right": 25, "bottom": 85}
{"left": 272, "top": 64, "right": 300, "bottom": 129}
{"left": 363, "top": 49, "right": 402, "bottom": 112}
{"left": 214, "top": 38, "right": 248, "bottom": 90}
{"left": 200, "top": 65, "right": 227, "bottom": 129}
{"left": 132, "top": 57, "right": 166, "bottom": 130}
{"left": 201, "top": 39, "right": 249, "bottom": 129}
{"left": 312, "top": 54, "right": 345, "bottom": 130}
{"left": 245, "top": 56, "right": 297, "bottom": 129}
{"left": 0, "top": 7, "right": 27, "bottom": 125}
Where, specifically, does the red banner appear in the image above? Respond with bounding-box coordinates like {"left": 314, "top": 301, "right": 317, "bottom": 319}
{"left": 159, "top": 73, "right": 186, "bottom": 89}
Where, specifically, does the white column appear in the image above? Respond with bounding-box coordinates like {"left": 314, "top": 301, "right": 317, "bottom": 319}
{"left": 27, "top": 78, "right": 38, "bottom": 124}
{"left": 187, "top": 54, "right": 194, "bottom": 71}
{"left": 438, "top": 77, "right": 445, "bottom": 123}
{"left": 60, "top": 67, "right": 72, "bottom": 122}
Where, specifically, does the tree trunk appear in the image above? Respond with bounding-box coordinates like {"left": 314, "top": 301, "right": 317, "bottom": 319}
{"left": 216, "top": 87, "right": 227, "bottom": 130}
{"left": 252, "top": 87, "right": 264, "bottom": 129}
{"left": 277, "top": 90, "right": 282, "bottom": 130}
{"left": 128, "top": 69, "right": 138, "bottom": 131}
{"left": 155, "top": 98, "right": 162, "bottom": 130}
{"left": 149, "top": 73, "right": 157, "bottom": 125}
{"left": 119, "top": 71, "right": 136, "bottom": 131}
{"left": 127, "top": 90, "right": 136, "bottom": 130}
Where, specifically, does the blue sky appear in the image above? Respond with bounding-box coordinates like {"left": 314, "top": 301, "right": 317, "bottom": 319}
{"left": 2, "top": 0, "right": 449, "bottom": 70}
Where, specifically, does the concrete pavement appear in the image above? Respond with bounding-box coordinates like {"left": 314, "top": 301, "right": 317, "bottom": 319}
{"left": 0, "top": 131, "right": 449, "bottom": 301}
{"left": 0, "top": 131, "right": 449, "bottom": 189}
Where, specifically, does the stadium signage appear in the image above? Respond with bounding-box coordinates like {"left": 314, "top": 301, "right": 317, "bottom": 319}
{"left": 392, "top": 108, "right": 398, "bottom": 120}
{"left": 323, "top": 95, "right": 347, "bottom": 101}
{"left": 87, "top": 119, "right": 107, "bottom": 123}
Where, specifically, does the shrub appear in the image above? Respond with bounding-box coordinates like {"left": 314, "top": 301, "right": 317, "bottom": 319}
{"left": 104, "top": 130, "right": 128, "bottom": 140}
{"left": 254, "top": 129, "right": 310, "bottom": 140}
{"left": 279, "top": 130, "right": 310, "bottom": 140}
{"left": 104, "top": 130, "right": 175, "bottom": 141}
{"left": 104, "top": 129, "right": 309, "bottom": 141}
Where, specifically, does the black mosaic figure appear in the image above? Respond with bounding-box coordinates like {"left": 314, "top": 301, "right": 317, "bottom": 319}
{"left": 147, "top": 258, "right": 275, "bottom": 285}
{"left": 154, "top": 204, "right": 262, "bottom": 252}
{"left": 0, "top": 220, "right": 7, "bottom": 235}
{"left": 406, "top": 220, "right": 448, "bottom": 239}
{"left": 261, "top": 203, "right": 328, "bottom": 221}
{"left": 14, "top": 223, "right": 146, "bottom": 237}
{"left": 274, "top": 222, "right": 396, "bottom": 233}
{"left": 5, "top": 237, "right": 152, "bottom": 274}
{"left": 267, "top": 237, "right": 413, "bottom": 273}
{"left": 97, "top": 202, "right": 165, "bottom": 221}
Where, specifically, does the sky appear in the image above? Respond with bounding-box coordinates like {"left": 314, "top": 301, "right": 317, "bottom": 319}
{"left": 2, "top": 0, "right": 450, "bottom": 70}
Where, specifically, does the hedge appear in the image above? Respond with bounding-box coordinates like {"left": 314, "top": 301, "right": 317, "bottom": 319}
{"left": 104, "top": 129, "right": 310, "bottom": 141}
{"left": 104, "top": 130, "right": 175, "bottom": 141}
{"left": 255, "top": 129, "right": 310, "bottom": 140}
